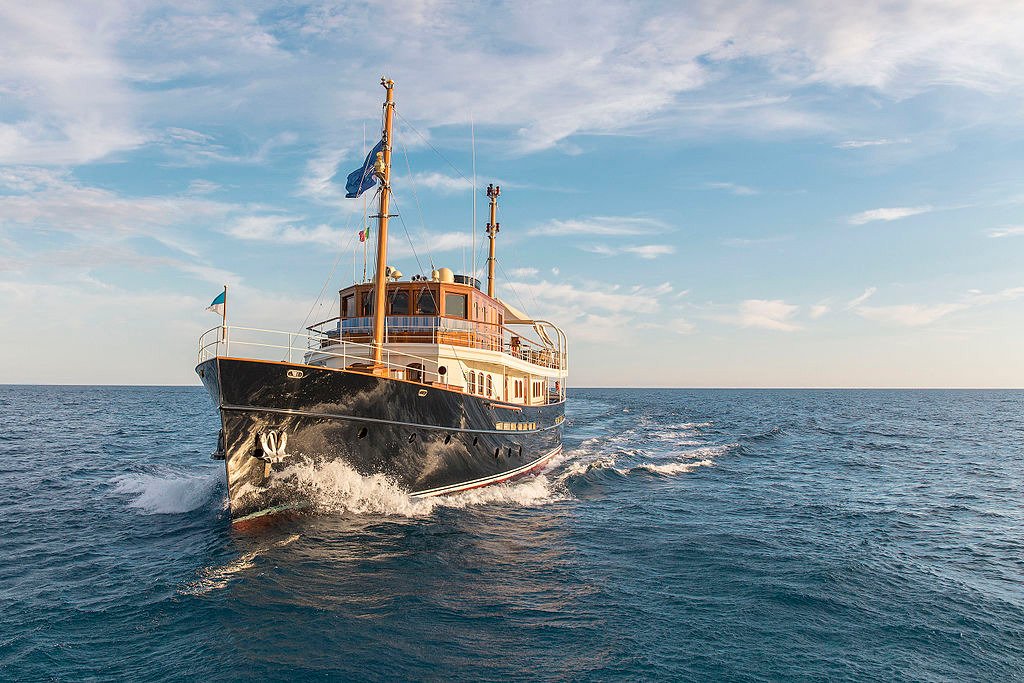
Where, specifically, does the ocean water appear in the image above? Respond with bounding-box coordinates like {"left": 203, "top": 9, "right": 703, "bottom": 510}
{"left": 1, "top": 386, "right": 1022, "bottom": 681}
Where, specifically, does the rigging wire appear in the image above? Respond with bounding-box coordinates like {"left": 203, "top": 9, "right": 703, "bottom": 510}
{"left": 496, "top": 257, "right": 539, "bottom": 320}
{"left": 397, "top": 134, "right": 435, "bottom": 271}
{"left": 298, "top": 181, "right": 381, "bottom": 332}
{"left": 395, "top": 111, "right": 473, "bottom": 184}
{"left": 471, "top": 113, "right": 477, "bottom": 281}
{"left": 299, "top": 222, "right": 359, "bottom": 331}
{"left": 387, "top": 192, "right": 430, "bottom": 283}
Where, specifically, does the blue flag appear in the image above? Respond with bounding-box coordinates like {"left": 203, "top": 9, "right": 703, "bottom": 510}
{"left": 345, "top": 140, "right": 384, "bottom": 198}
{"left": 206, "top": 290, "right": 226, "bottom": 315}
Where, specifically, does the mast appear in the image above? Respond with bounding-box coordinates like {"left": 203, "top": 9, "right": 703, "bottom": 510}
{"left": 485, "top": 183, "right": 500, "bottom": 298}
{"left": 371, "top": 77, "right": 396, "bottom": 367}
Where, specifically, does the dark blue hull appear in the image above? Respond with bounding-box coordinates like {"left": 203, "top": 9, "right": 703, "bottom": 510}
{"left": 197, "top": 357, "right": 564, "bottom": 521}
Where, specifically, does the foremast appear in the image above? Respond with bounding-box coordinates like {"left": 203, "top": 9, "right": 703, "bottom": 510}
{"left": 370, "top": 77, "right": 396, "bottom": 370}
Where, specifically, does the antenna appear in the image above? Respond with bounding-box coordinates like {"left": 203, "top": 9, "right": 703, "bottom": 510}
{"left": 471, "top": 113, "right": 477, "bottom": 281}
{"left": 486, "top": 183, "right": 500, "bottom": 298}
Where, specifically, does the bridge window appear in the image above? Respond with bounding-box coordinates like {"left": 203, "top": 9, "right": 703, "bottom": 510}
{"left": 389, "top": 289, "right": 410, "bottom": 315}
{"left": 415, "top": 288, "right": 437, "bottom": 315}
{"left": 361, "top": 289, "right": 374, "bottom": 316}
{"left": 444, "top": 292, "right": 467, "bottom": 318}
{"left": 341, "top": 294, "right": 354, "bottom": 318}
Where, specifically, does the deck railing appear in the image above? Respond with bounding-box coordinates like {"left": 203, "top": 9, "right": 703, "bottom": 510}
{"left": 309, "top": 315, "right": 566, "bottom": 371}
{"left": 197, "top": 323, "right": 568, "bottom": 400}
{"left": 197, "top": 325, "right": 450, "bottom": 385}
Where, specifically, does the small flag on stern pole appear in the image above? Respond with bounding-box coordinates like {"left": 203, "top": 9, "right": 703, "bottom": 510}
{"left": 359, "top": 225, "right": 371, "bottom": 243}
{"left": 206, "top": 289, "right": 226, "bottom": 316}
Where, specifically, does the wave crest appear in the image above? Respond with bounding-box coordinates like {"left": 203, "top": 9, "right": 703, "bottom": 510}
{"left": 277, "top": 460, "right": 562, "bottom": 518}
{"left": 112, "top": 470, "right": 222, "bottom": 515}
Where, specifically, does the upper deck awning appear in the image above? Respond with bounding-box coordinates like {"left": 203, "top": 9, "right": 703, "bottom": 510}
{"left": 498, "top": 299, "right": 532, "bottom": 324}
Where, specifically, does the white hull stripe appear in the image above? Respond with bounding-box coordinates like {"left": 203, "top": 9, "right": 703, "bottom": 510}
{"left": 410, "top": 444, "right": 562, "bottom": 498}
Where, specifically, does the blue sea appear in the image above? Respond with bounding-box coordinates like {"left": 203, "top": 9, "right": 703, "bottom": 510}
{"left": 1, "top": 386, "right": 1022, "bottom": 681}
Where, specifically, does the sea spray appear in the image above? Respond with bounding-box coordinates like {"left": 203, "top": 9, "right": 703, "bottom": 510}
{"left": 277, "top": 460, "right": 564, "bottom": 518}
{"left": 112, "top": 469, "right": 222, "bottom": 514}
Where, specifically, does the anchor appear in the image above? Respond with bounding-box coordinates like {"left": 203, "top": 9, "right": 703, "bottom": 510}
{"left": 257, "top": 429, "right": 289, "bottom": 464}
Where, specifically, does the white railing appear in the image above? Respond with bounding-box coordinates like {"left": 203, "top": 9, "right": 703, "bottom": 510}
{"left": 198, "top": 321, "right": 569, "bottom": 401}
{"left": 197, "top": 325, "right": 450, "bottom": 385}
{"left": 311, "top": 316, "right": 567, "bottom": 372}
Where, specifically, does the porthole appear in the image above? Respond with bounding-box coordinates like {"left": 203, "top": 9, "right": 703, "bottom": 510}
{"left": 357, "top": 427, "right": 368, "bottom": 439}
{"left": 409, "top": 433, "right": 418, "bottom": 443}
{"left": 506, "top": 446, "right": 513, "bottom": 458}
{"left": 473, "top": 436, "right": 479, "bottom": 446}
{"left": 494, "top": 447, "right": 501, "bottom": 458}
{"left": 444, "top": 434, "right": 452, "bottom": 445}
{"left": 438, "top": 366, "right": 447, "bottom": 376}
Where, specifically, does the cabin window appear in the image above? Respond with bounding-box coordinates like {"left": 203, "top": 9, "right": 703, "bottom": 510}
{"left": 341, "top": 294, "right": 354, "bottom": 318}
{"left": 474, "top": 301, "right": 479, "bottom": 320}
{"left": 389, "top": 289, "right": 410, "bottom": 315}
{"left": 486, "top": 375, "right": 493, "bottom": 397}
{"left": 478, "top": 375, "right": 485, "bottom": 395}
{"left": 415, "top": 288, "right": 437, "bottom": 315}
{"left": 444, "top": 293, "right": 467, "bottom": 319}
{"left": 467, "top": 371, "right": 476, "bottom": 394}
{"left": 498, "top": 314, "right": 503, "bottom": 327}
{"left": 361, "top": 289, "right": 374, "bottom": 316}
{"left": 533, "top": 381, "right": 542, "bottom": 397}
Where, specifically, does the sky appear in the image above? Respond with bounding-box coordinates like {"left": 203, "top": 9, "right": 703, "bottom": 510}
{"left": 1, "top": 1, "right": 1023, "bottom": 387}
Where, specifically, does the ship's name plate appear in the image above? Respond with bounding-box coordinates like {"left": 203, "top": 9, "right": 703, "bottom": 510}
{"left": 495, "top": 421, "right": 537, "bottom": 431}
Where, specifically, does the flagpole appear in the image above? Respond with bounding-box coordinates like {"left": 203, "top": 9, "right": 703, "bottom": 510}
{"left": 370, "top": 77, "right": 395, "bottom": 369}
{"left": 362, "top": 122, "right": 368, "bottom": 283}
{"left": 221, "top": 284, "right": 228, "bottom": 342}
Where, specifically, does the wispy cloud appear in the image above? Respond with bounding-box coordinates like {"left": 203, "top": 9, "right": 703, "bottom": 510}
{"left": 722, "top": 235, "right": 790, "bottom": 248}
{"left": 222, "top": 215, "right": 472, "bottom": 258}
{"left": 507, "top": 267, "right": 538, "bottom": 278}
{"left": 224, "top": 216, "right": 343, "bottom": 247}
{"left": 846, "top": 287, "right": 877, "bottom": 309}
{"left": 987, "top": 225, "right": 1024, "bottom": 238}
{"left": 580, "top": 244, "right": 676, "bottom": 259}
{"left": 835, "top": 138, "right": 910, "bottom": 149}
{"left": 854, "top": 286, "right": 1024, "bottom": 326}
{"left": 159, "top": 128, "right": 298, "bottom": 166}
{"left": 529, "top": 216, "right": 668, "bottom": 237}
{"left": 0, "top": 167, "right": 233, "bottom": 256}
{"left": 404, "top": 172, "right": 474, "bottom": 194}
{"left": 704, "top": 181, "right": 759, "bottom": 196}
{"left": 724, "top": 299, "right": 801, "bottom": 332}
{"left": 848, "top": 206, "right": 934, "bottom": 225}
{"left": 809, "top": 304, "right": 831, "bottom": 319}
{"left": 503, "top": 279, "right": 675, "bottom": 342}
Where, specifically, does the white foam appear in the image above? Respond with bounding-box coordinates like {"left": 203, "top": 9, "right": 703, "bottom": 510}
{"left": 113, "top": 470, "right": 222, "bottom": 515}
{"left": 675, "top": 443, "right": 737, "bottom": 459}
{"left": 277, "top": 460, "right": 561, "bottom": 518}
{"left": 181, "top": 533, "right": 300, "bottom": 596}
{"left": 558, "top": 456, "right": 620, "bottom": 480}
{"left": 634, "top": 459, "right": 716, "bottom": 475}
